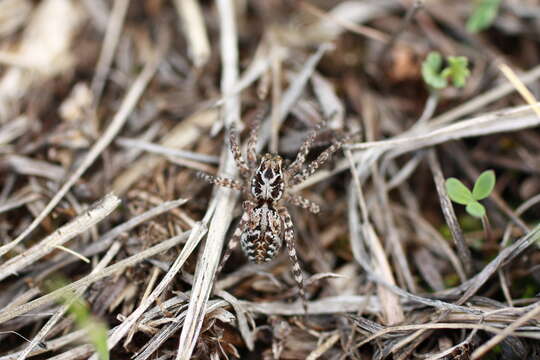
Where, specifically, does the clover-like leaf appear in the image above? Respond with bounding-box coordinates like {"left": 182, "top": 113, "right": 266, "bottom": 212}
{"left": 422, "top": 52, "right": 447, "bottom": 89}
{"left": 466, "top": 201, "right": 486, "bottom": 218}
{"left": 441, "top": 56, "right": 471, "bottom": 88}
{"left": 472, "top": 170, "right": 495, "bottom": 200}
{"left": 445, "top": 178, "right": 474, "bottom": 205}
{"left": 467, "top": 0, "right": 502, "bottom": 33}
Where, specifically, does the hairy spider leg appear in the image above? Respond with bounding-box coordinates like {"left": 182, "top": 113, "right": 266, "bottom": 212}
{"left": 286, "top": 121, "right": 326, "bottom": 179}
{"left": 228, "top": 123, "right": 251, "bottom": 180}
{"left": 283, "top": 193, "right": 320, "bottom": 214}
{"left": 278, "top": 205, "right": 308, "bottom": 313}
{"left": 197, "top": 172, "right": 244, "bottom": 192}
{"left": 215, "top": 202, "right": 254, "bottom": 276}
{"left": 289, "top": 134, "right": 350, "bottom": 186}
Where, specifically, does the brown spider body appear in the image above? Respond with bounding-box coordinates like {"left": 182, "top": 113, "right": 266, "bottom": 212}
{"left": 198, "top": 109, "right": 348, "bottom": 312}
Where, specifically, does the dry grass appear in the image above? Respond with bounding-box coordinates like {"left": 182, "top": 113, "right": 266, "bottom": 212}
{"left": 1, "top": 1, "right": 540, "bottom": 359}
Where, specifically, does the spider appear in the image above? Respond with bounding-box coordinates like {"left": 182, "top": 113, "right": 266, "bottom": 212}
{"left": 198, "top": 109, "right": 348, "bottom": 311}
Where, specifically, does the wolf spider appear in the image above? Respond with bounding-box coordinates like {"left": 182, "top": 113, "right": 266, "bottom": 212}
{"left": 199, "top": 110, "right": 348, "bottom": 311}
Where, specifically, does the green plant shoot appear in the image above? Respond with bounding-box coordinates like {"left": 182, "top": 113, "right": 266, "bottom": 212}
{"left": 68, "top": 297, "right": 109, "bottom": 360}
{"left": 422, "top": 52, "right": 471, "bottom": 89}
{"left": 467, "top": 0, "right": 502, "bottom": 33}
{"left": 445, "top": 170, "right": 495, "bottom": 218}
{"left": 47, "top": 278, "right": 109, "bottom": 360}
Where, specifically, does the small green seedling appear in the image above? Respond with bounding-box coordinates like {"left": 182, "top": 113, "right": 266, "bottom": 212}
{"left": 445, "top": 170, "right": 496, "bottom": 218}
{"left": 422, "top": 52, "right": 471, "bottom": 89}
{"left": 68, "top": 295, "right": 109, "bottom": 360}
{"left": 467, "top": 0, "right": 502, "bottom": 33}
{"left": 47, "top": 279, "right": 109, "bottom": 360}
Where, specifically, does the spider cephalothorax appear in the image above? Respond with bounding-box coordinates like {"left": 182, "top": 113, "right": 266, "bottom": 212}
{"left": 199, "top": 112, "right": 348, "bottom": 310}
{"left": 251, "top": 154, "right": 284, "bottom": 201}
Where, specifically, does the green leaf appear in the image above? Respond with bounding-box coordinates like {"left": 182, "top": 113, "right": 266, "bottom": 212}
{"left": 466, "top": 201, "right": 486, "bottom": 218}
{"left": 467, "top": 0, "right": 502, "bottom": 33}
{"left": 445, "top": 178, "right": 474, "bottom": 205}
{"left": 442, "top": 56, "right": 471, "bottom": 88}
{"left": 472, "top": 170, "right": 496, "bottom": 200}
{"left": 422, "top": 52, "right": 447, "bottom": 89}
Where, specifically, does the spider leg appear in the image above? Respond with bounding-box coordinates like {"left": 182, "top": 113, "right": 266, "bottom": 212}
{"left": 286, "top": 121, "right": 326, "bottom": 179}
{"left": 289, "top": 134, "right": 349, "bottom": 186}
{"left": 277, "top": 205, "right": 308, "bottom": 313}
{"left": 215, "top": 228, "right": 241, "bottom": 276}
{"left": 197, "top": 172, "right": 243, "bottom": 192}
{"left": 215, "top": 203, "right": 253, "bottom": 276}
{"left": 247, "top": 105, "right": 268, "bottom": 169}
{"left": 284, "top": 192, "right": 320, "bottom": 214}
{"left": 228, "top": 123, "right": 251, "bottom": 180}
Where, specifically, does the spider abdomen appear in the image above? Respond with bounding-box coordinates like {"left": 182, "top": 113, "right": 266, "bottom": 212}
{"left": 240, "top": 203, "right": 282, "bottom": 263}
